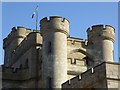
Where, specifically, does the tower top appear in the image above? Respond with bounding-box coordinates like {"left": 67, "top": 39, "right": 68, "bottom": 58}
{"left": 40, "top": 16, "right": 70, "bottom": 35}
{"left": 87, "top": 24, "right": 115, "bottom": 42}
{"left": 3, "top": 26, "right": 31, "bottom": 49}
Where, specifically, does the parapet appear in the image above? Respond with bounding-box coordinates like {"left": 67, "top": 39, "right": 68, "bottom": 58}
{"left": 62, "top": 62, "right": 120, "bottom": 88}
{"left": 87, "top": 25, "right": 115, "bottom": 42}
{"left": 2, "top": 66, "right": 29, "bottom": 80}
{"left": 40, "top": 16, "right": 70, "bottom": 35}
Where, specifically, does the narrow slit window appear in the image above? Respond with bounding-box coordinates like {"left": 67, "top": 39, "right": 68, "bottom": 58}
{"left": 25, "top": 59, "right": 28, "bottom": 68}
{"left": 48, "top": 42, "right": 52, "bottom": 53}
{"left": 47, "top": 77, "right": 52, "bottom": 89}
{"left": 113, "top": 50, "right": 114, "bottom": 60}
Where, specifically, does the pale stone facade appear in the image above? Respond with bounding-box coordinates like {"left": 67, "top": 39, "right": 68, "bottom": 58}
{"left": 1, "top": 16, "right": 120, "bottom": 89}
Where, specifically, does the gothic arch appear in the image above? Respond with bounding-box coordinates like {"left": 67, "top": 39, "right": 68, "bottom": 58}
{"left": 69, "top": 49, "right": 94, "bottom": 61}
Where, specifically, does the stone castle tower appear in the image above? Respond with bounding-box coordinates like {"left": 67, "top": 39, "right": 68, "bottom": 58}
{"left": 41, "top": 16, "right": 69, "bottom": 88}
{"left": 1, "top": 16, "right": 120, "bottom": 89}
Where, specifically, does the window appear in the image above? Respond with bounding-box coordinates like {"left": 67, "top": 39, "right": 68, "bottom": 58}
{"left": 20, "top": 64, "right": 23, "bottom": 68}
{"left": 91, "top": 88, "right": 96, "bottom": 90}
{"left": 25, "top": 59, "right": 28, "bottom": 68}
{"left": 47, "top": 77, "right": 52, "bottom": 90}
{"left": 113, "top": 50, "right": 114, "bottom": 60}
{"left": 71, "top": 58, "right": 76, "bottom": 64}
{"left": 48, "top": 42, "right": 52, "bottom": 54}
{"left": 83, "top": 57, "right": 89, "bottom": 66}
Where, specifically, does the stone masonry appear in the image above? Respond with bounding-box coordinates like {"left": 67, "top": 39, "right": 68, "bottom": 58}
{"left": 1, "top": 16, "right": 120, "bottom": 89}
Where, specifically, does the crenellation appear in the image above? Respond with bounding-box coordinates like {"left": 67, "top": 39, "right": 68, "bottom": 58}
{"left": 2, "top": 67, "right": 30, "bottom": 81}
{"left": 69, "top": 75, "right": 81, "bottom": 85}
{"left": 92, "top": 25, "right": 104, "bottom": 30}
{"left": 40, "top": 17, "right": 48, "bottom": 23}
{"left": 2, "top": 66, "right": 14, "bottom": 73}
{"left": 2, "top": 66, "right": 27, "bottom": 74}
{"left": 2, "top": 16, "right": 119, "bottom": 89}
{"left": 67, "top": 58, "right": 85, "bottom": 66}
{"left": 87, "top": 24, "right": 113, "bottom": 31}
{"left": 50, "top": 16, "right": 63, "bottom": 21}
{"left": 63, "top": 62, "right": 120, "bottom": 88}
{"left": 63, "top": 80, "right": 70, "bottom": 86}
{"left": 3, "top": 26, "right": 32, "bottom": 50}
{"left": 40, "top": 16, "right": 69, "bottom": 24}
{"left": 105, "top": 25, "right": 115, "bottom": 32}
{"left": 87, "top": 25, "right": 115, "bottom": 42}
{"left": 67, "top": 37, "right": 86, "bottom": 48}
{"left": 11, "top": 26, "right": 17, "bottom": 31}
{"left": 40, "top": 16, "right": 69, "bottom": 36}
{"left": 81, "top": 68, "right": 93, "bottom": 79}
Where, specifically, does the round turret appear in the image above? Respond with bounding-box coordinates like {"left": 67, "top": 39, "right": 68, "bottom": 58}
{"left": 40, "top": 16, "right": 69, "bottom": 88}
{"left": 87, "top": 25, "right": 115, "bottom": 43}
{"left": 3, "top": 26, "right": 26, "bottom": 50}
{"left": 40, "top": 16, "right": 69, "bottom": 36}
{"left": 87, "top": 25, "right": 115, "bottom": 63}
{"left": 15, "top": 26, "right": 27, "bottom": 45}
{"left": 3, "top": 26, "right": 31, "bottom": 67}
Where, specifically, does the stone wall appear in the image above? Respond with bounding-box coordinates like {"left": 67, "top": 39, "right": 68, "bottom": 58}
{"left": 3, "top": 26, "right": 31, "bottom": 67}
{"left": 62, "top": 62, "right": 120, "bottom": 88}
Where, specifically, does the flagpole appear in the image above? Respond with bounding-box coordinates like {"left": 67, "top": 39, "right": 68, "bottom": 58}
{"left": 36, "top": 10, "right": 38, "bottom": 30}
{"left": 32, "top": 5, "right": 38, "bottom": 30}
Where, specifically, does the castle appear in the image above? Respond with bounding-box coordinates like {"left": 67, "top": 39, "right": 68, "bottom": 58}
{"left": 1, "top": 16, "right": 120, "bottom": 89}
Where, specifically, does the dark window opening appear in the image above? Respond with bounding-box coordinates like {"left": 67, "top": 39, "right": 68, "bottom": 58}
{"left": 98, "top": 34, "right": 101, "bottom": 36}
{"left": 47, "top": 77, "right": 52, "bottom": 90}
{"left": 113, "top": 50, "right": 114, "bottom": 60}
{"left": 91, "top": 88, "right": 96, "bottom": 90}
{"left": 48, "top": 42, "right": 52, "bottom": 54}
{"left": 83, "top": 57, "right": 89, "bottom": 66}
{"left": 71, "top": 59, "right": 76, "bottom": 64}
{"left": 20, "top": 64, "right": 23, "bottom": 68}
{"left": 25, "top": 59, "right": 28, "bottom": 68}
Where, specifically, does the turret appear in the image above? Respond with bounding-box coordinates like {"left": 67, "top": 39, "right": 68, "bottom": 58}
{"left": 3, "top": 26, "right": 31, "bottom": 67}
{"left": 87, "top": 25, "right": 115, "bottom": 64}
{"left": 40, "top": 16, "right": 69, "bottom": 88}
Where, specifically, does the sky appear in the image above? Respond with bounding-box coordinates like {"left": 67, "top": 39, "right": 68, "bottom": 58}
{"left": 1, "top": 2, "right": 119, "bottom": 65}
{"left": 1, "top": 0, "right": 119, "bottom": 2}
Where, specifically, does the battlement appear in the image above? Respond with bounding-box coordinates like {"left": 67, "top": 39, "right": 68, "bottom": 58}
{"left": 2, "top": 65, "right": 27, "bottom": 73}
{"left": 40, "top": 16, "right": 70, "bottom": 24}
{"left": 3, "top": 26, "right": 32, "bottom": 49}
{"left": 67, "top": 37, "right": 87, "bottom": 47}
{"left": 87, "top": 25, "right": 115, "bottom": 42}
{"left": 1, "top": 65, "right": 30, "bottom": 80}
{"left": 62, "top": 62, "right": 120, "bottom": 88}
{"left": 87, "top": 25, "right": 115, "bottom": 32}
{"left": 40, "top": 16, "right": 69, "bottom": 35}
